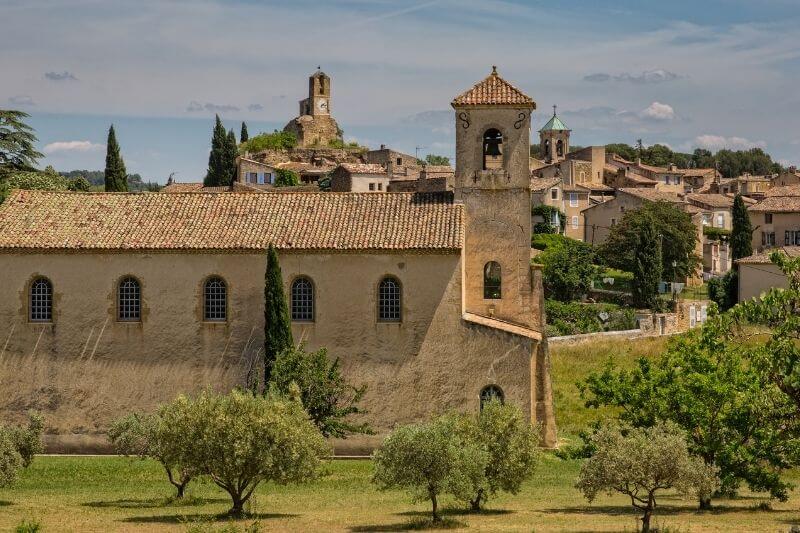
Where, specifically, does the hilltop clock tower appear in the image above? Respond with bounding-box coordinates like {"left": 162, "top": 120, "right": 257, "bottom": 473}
{"left": 283, "top": 68, "right": 342, "bottom": 147}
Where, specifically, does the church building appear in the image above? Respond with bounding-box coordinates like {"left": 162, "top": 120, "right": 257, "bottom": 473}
{"left": 0, "top": 68, "right": 556, "bottom": 453}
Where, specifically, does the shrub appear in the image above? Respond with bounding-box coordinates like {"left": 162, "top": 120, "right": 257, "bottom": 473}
{"left": 0, "top": 430, "right": 22, "bottom": 488}
{"left": 703, "top": 226, "right": 731, "bottom": 241}
{"left": 108, "top": 412, "right": 195, "bottom": 498}
{"left": 269, "top": 345, "right": 371, "bottom": 438}
{"left": 67, "top": 176, "right": 92, "bottom": 191}
{"left": 372, "top": 416, "right": 487, "bottom": 522}
{"left": 161, "top": 389, "right": 329, "bottom": 516}
{"left": 274, "top": 168, "right": 300, "bottom": 187}
{"left": 531, "top": 233, "right": 573, "bottom": 251}
{"left": 708, "top": 270, "right": 737, "bottom": 311}
{"left": 14, "top": 519, "right": 41, "bottom": 533}
{"left": 531, "top": 205, "right": 565, "bottom": 234}
{"left": 576, "top": 422, "right": 718, "bottom": 533}
{"left": 8, "top": 411, "right": 43, "bottom": 467}
{"left": 451, "top": 400, "right": 540, "bottom": 510}
{"left": 239, "top": 131, "right": 297, "bottom": 153}
{"left": 545, "top": 300, "right": 635, "bottom": 336}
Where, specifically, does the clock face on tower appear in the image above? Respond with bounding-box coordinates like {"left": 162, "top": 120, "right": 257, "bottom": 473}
{"left": 316, "top": 98, "right": 329, "bottom": 114}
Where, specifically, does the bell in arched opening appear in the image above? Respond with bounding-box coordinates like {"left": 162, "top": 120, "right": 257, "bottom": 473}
{"left": 482, "top": 128, "right": 503, "bottom": 170}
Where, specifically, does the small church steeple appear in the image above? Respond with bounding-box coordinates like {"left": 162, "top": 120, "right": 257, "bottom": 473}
{"left": 539, "top": 105, "right": 570, "bottom": 164}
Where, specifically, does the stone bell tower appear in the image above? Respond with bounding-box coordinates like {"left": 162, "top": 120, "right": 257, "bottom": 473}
{"left": 283, "top": 68, "right": 342, "bottom": 148}
{"left": 451, "top": 66, "right": 537, "bottom": 329}
{"left": 539, "top": 105, "right": 570, "bottom": 164}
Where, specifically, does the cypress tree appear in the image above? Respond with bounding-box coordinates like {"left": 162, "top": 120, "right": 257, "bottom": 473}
{"left": 264, "top": 244, "right": 293, "bottom": 385}
{"left": 631, "top": 215, "right": 662, "bottom": 310}
{"left": 240, "top": 122, "right": 249, "bottom": 144}
{"left": 205, "top": 115, "right": 226, "bottom": 186}
{"left": 730, "top": 194, "right": 753, "bottom": 260}
{"left": 225, "top": 129, "right": 238, "bottom": 185}
{"left": 104, "top": 124, "right": 128, "bottom": 192}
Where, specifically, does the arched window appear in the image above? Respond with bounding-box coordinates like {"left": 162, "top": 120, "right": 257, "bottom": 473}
{"left": 29, "top": 277, "right": 53, "bottom": 322}
{"left": 480, "top": 385, "right": 504, "bottom": 410}
{"left": 543, "top": 139, "right": 551, "bottom": 158}
{"left": 556, "top": 139, "right": 564, "bottom": 157}
{"left": 291, "top": 277, "right": 314, "bottom": 322}
{"left": 482, "top": 129, "right": 503, "bottom": 170}
{"left": 118, "top": 277, "right": 141, "bottom": 321}
{"left": 378, "top": 277, "right": 401, "bottom": 322}
{"left": 204, "top": 277, "right": 227, "bottom": 322}
{"left": 483, "top": 261, "right": 501, "bottom": 299}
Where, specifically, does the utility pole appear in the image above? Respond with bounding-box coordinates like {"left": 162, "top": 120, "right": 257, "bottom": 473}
{"left": 415, "top": 146, "right": 427, "bottom": 162}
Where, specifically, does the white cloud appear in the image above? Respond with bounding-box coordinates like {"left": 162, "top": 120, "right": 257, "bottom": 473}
{"left": 8, "top": 95, "right": 35, "bottom": 106}
{"left": 693, "top": 134, "right": 767, "bottom": 151}
{"left": 44, "top": 70, "right": 78, "bottom": 81}
{"left": 639, "top": 102, "right": 675, "bottom": 121}
{"left": 584, "top": 69, "right": 682, "bottom": 84}
{"left": 43, "top": 140, "right": 104, "bottom": 154}
{"left": 186, "top": 101, "right": 240, "bottom": 113}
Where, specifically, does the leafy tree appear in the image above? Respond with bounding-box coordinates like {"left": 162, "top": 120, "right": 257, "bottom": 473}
{"left": 580, "top": 311, "right": 799, "bottom": 507}
{"left": 160, "top": 390, "right": 329, "bottom": 516}
{"left": 0, "top": 170, "right": 70, "bottom": 203}
{"left": 630, "top": 213, "right": 662, "bottom": 309}
{"left": 108, "top": 412, "right": 195, "bottom": 498}
{"left": 372, "top": 416, "right": 487, "bottom": 522}
{"left": 67, "top": 176, "right": 91, "bottom": 191}
{"left": 424, "top": 154, "right": 450, "bottom": 166}
{"left": 691, "top": 149, "right": 715, "bottom": 169}
{"left": 239, "top": 130, "right": 298, "bottom": 153}
{"left": 264, "top": 244, "right": 293, "bottom": 384}
{"left": 269, "top": 345, "right": 371, "bottom": 438}
{"left": 0, "top": 431, "right": 22, "bottom": 488}
{"left": 104, "top": 125, "right": 128, "bottom": 192}
{"left": 0, "top": 110, "right": 42, "bottom": 173}
{"left": 576, "top": 422, "right": 718, "bottom": 533}
{"left": 730, "top": 194, "right": 753, "bottom": 261}
{"left": 240, "top": 122, "right": 249, "bottom": 144}
{"left": 274, "top": 168, "right": 300, "bottom": 187}
{"left": 451, "top": 400, "right": 540, "bottom": 511}
{"left": 7, "top": 412, "right": 44, "bottom": 468}
{"left": 539, "top": 237, "right": 596, "bottom": 302}
{"left": 598, "top": 201, "right": 699, "bottom": 283}
{"left": 707, "top": 270, "right": 738, "bottom": 311}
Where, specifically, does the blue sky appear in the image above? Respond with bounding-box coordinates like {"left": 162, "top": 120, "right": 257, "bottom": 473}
{"left": 3, "top": 0, "right": 800, "bottom": 182}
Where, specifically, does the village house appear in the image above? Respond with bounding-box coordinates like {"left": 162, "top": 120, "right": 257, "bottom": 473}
{"left": 721, "top": 173, "right": 773, "bottom": 198}
{"left": 685, "top": 193, "right": 755, "bottom": 275}
{"left": 748, "top": 185, "right": 800, "bottom": 252}
{"left": 0, "top": 68, "right": 556, "bottom": 453}
{"left": 770, "top": 167, "right": 800, "bottom": 187}
{"left": 737, "top": 247, "right": 800, "bottom": 301}
{"left": 329, "top": 163, "right": 390, "bottom": 192}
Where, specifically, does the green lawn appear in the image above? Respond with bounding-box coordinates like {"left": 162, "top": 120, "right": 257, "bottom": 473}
{"left": 1, "top": 337, "right": 799, "bottom": 532}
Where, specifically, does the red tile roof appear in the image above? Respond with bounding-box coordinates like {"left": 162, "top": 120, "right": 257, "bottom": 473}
{"left": 451, "top": 67, "right": 535, "bottom": 107}
{"left": 0, "top": 190, "right": 462, "bottom": 252}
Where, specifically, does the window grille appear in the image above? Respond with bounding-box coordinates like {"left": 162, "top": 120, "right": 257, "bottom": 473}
{"left": 480, "top": 385, "right": 504, "bottom": 410}
{"left": 118, "top": 277, "right": 141, "bottom": 321}
{"left": 291, "top": 278, "right": 314, "bottom": 321}
{"left": 29, "top": 278, "right": 53, "bottom": 322}
{"left": 378, "top": 277, "right": 401, "bottom": 321}
{"left": 204, "top": 277, "right": 227, "bottom": 321}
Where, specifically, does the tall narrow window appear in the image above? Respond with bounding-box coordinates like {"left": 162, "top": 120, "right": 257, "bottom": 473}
{"left": 29, "top": 277, "right": 53, "bottom": 322}
{"left": 480, "top": 385, "right": 504, "bottom": 410}
{"left": 482, "top": 129, "right": 503, "bottom": 170}
{"left": 291, "top": 277, "right": 314, "bottom": 322}
{"left": 118, "top": 277, "right": 141, "bottom": 321}
{"left": 378, "top": 277, "right": 401, "bottom": 322}
{"left": 484, "top": 261, "right": 502, "bottom": 299}
{"left": 204, "top": 277, "right": 227, "bottom": 322}
{"left": 556, "top": 139, "right": 564, "bottom": 157}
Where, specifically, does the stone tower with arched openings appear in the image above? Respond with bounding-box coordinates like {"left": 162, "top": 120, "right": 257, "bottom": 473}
{"left": 539, "top": 105, "right": 570, "bottom": 163}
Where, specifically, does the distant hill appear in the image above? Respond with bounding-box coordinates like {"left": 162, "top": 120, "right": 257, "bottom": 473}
{"left": 60, "top": 170, "right": 161, "bottom": 191}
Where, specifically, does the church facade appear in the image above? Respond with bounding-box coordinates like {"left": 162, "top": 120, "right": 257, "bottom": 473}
{"left": 0, "top": 69, "right": 556, "bottom": 453}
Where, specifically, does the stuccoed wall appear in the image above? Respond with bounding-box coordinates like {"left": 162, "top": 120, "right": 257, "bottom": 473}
{"left": 0, "top": 251, "right": 545, "bottom": 453}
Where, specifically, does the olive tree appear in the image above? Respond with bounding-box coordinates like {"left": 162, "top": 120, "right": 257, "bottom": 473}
{"left": 0, "top": 411, "right": 44, "bottom": 488}
{"left": 372, "top": 416, "right": 487, "bottom": 522}
{"left": 162, "top": 389, "right": 329, "bottom": 516}
{"left": 0, "top": 431, "right": 22, "bottom": 488}
{"left": 576, "top": 422, "right": 718, "bottom": 533}
{"left": 108, "top": 412, "right": 195, "bottom": 499}
{"left": 450, "top": 401, "right": 540, "bottom": 510}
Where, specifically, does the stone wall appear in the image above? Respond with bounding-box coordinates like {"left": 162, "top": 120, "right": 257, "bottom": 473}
{"left": 0, "top": 251, "right": 553, "bottom": 453}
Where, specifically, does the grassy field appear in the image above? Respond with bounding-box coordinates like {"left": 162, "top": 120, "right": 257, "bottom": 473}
{"left": 1, "top": 336, "right": 798, "bottom": 532}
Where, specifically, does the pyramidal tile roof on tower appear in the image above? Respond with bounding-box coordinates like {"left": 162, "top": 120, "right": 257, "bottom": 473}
{"left": 451, "top": 67, "right": 535, "bottom": 107}
{"left": 539, "top": 113, "right": 569, "bottom": 132}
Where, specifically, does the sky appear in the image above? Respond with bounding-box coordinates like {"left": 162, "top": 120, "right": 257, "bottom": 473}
{"left": 3, "top": 0, "right": 800, "bottom": 182}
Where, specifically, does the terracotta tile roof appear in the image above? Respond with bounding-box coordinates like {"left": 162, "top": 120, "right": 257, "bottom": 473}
{"left": 421, "top": 165, "right": 454, "bottom": 174}
{"left": 618, "top": 188, "right": 684, "bottom": 203}
{"left": 749, "top": 191, "right": 800, "bottom": 212}
{"left": 530, "top": 177, "right": 561, "bottom": 193}
{"left": 338, "top": 163, "right": 387, "bottom": 175}
{"left": 733, "top": 174, "right": 773, "bottom": 182}
{"left": 677, "top": 168, "right": 717, "bottom": 178}
{"left": 0, "top": 190, "right": 462, "bottom": 252}
{"left": 765, "top": 185, "right": 800, "bottom": 197}
{"left": 686, "top": 193, "right": 736, "bottom": 209}
{"left": 161, "top": 183, "right": 204, "bottom": 193}
{"left": 736, "top": 246, "right": 800, "bottom": 265}
{"left": 451, "top": 67, "right": 535, "bottom": 107}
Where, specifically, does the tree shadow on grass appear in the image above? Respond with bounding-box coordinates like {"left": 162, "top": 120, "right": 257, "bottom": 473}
{"left": 350, "top": 517, "right": 466, "bottom": 532}
{"left": 0, "top": 501, "right": 12, "bottom": 507}
{"left": 544, "top": 503, "right": 782, "bottom": 517}
{"left": 397, "top": 508, "right": 513, "bottom": 517}
{"left": 121, "top": 512, "right": 298, "bottom": 525}
{"left": 83, "top": 496, "right": 228, "bottom": 509}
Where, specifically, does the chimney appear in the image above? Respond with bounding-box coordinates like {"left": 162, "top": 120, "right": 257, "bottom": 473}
{"left": 380, "top": 144, "right": 386, "bottom": 150}
{"left": 636, "top": 157, "right": 641, "bottom": 166}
